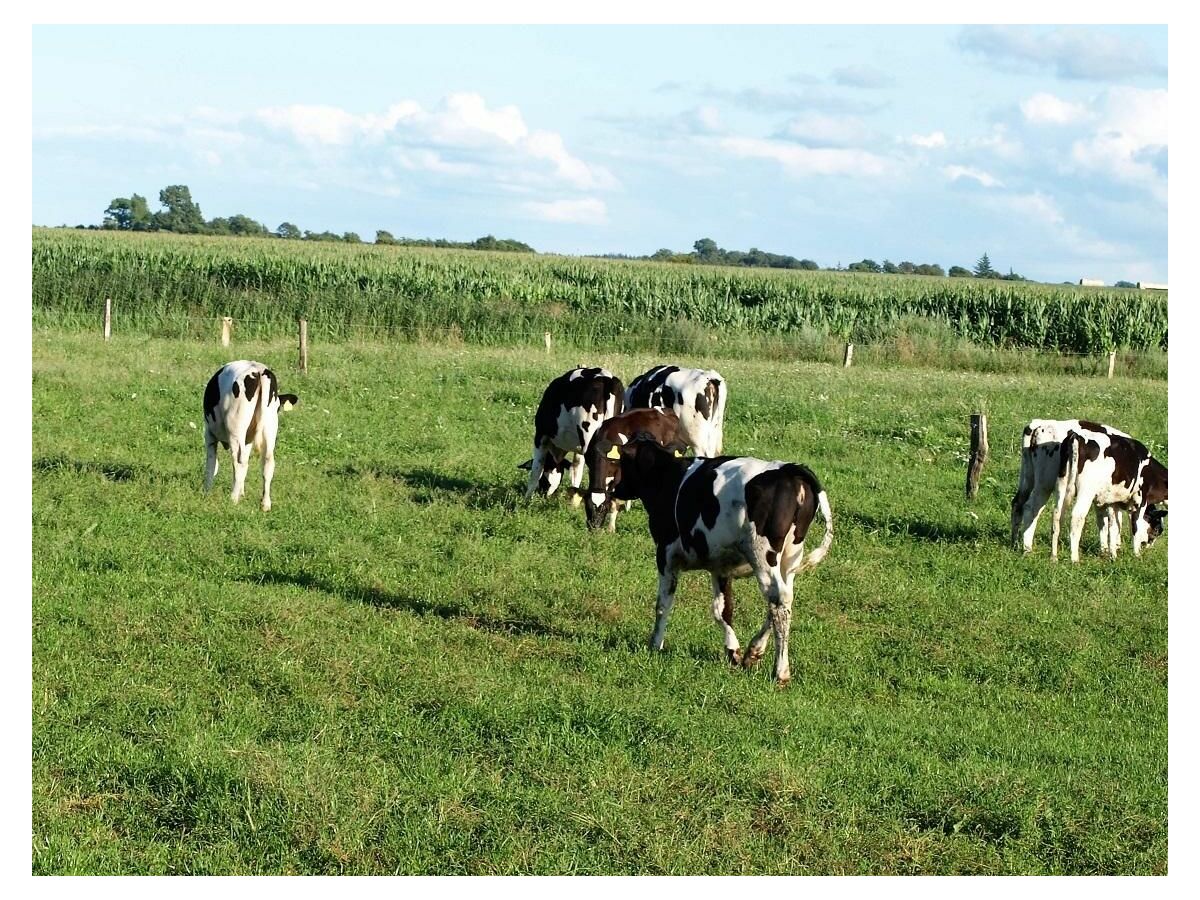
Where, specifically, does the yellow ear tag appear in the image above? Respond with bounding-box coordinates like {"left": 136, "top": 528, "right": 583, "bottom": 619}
{"left": 606, "top": 445, "right": 621, "bottom": 460}
{"left": 282, "top": 400, "right": 294, "bottom": 411}
{"left": 673, "top": 448, "right": 684, "bottom": 458}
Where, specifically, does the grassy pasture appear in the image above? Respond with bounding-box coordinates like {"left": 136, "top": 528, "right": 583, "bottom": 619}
{"left": 33, "top": 330, "right": 1167, "bottom": 874}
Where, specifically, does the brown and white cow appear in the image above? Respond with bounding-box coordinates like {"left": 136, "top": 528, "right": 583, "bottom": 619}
{"left": 582, "top": 408, "right": 685, "bottom": 532}
{"left": 611, "top": 440, "right": 833, "bottom": 684}
{"left": 1057, "top": 429, "right": 1167, "bottom": 563}
{"left": 1011, "top": 418, "right": 1131, "bottom": 556}
{"left": 625, "top": 365, "right": 727, "bottom": 457}
{"left": 520, "top": 366, "right": 624, "bottom": 505}
{"left": 203, "top": 360, "right": 299, "bottom": 510}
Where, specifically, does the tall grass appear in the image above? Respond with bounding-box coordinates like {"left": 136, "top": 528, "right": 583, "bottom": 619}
{"left": 32, "top": 228, "right": 1168, "bottom": 353}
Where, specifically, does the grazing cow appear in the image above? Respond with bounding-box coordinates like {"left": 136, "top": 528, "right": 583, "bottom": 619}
{"left": 625, "top": 365, "right": 727, "bottom": 457}
{"left": 582, "top": 408, "right": 685, "bottom": 532}
{"left": 611, "top": 440, "right": 833, "bottom": 684}
{"left": 1057, "top": 429, "right": 1167, "bottom": 563}
{"left": 203, "top": 360, "right": 299, "bottom": 510}
{"left": 520, "top": 366, "right": 624, "bottom": 505}
{"left": 1011, "top": 418, "right": 1130, "bottom": 555}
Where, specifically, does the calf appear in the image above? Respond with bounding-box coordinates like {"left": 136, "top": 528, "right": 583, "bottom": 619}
{"left": 520, "top": 366, "right": 624, "bottom": 505}
{"left": 1011, "top": 418, "right": 1130, "bottom": 556}
{"left": 203, "top": 360, "right": 299, "bottom": 510}
{"left": 1058, "top": 429, "right": 1167, "bottom": 563}
{"left": 625, "top": 365, "right": 727, "bottom": 457}
{"left": 612, "top": 440, "right": 833, "bottom": 684}
{"left": 582, "top": 408, "right": 684, "bottom": 532}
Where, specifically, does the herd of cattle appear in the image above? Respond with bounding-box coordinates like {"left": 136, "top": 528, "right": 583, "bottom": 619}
{"left": 201, "top": 360, "right": 1168, "bottom": 685}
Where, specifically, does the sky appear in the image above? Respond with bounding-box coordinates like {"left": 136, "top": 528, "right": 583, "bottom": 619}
{"left": 31, "top": 24, "right": 1168, "bottom": 284}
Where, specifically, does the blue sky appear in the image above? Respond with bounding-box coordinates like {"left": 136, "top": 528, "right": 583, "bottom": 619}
{"left": 32, "top": 24, "right": 1167, "bottom": 283}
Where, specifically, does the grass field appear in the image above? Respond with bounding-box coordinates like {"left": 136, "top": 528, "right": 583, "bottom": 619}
{"left": 32, "top": 330, "right": 1167, "bottom": 874}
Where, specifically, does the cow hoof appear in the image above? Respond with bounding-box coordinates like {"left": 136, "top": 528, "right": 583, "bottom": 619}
{"left": 775, "top": 676, "right": 791, "bottom": 688}
{"left": 261, "top": 501, "right": 272, "bottom": 512}
{"left": 726, "top": 648, "right": 743, "bottom": 666}
{"left": 741, "top": 649, "right": 763, "bottom": 669}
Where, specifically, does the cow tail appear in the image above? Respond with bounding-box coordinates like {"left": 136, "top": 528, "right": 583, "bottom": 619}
{"left": 251, "top": 366, "right": 272, "bottom": 453}
{"left": 712, "top": 378, "right": 727, "bottom": 454}
{"left": 793, "top": 487, "right": 833, "bottom": 573}
{"left": 1058, "top": 431, "right": 1081, "bottom": 515}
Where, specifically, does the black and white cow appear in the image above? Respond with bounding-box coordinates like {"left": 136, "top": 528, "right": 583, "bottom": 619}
{"left": 520, "top": 366, "right": 625, "bottom": 505}
{"left": 203, "top": 360, "right": 299, "bottom": 510}
{"left": 1011, "top": 418, "right": 1130, "bottom": 556}
{"left": 582, "top": 408, "right": 685, "bottom": 532}
{"left": 611, "top": 440, "right": 833, "bottom": 685}
{"left": 1057, "top": 429, "right": 1167, "bottom": 563}
{"left": 625, "top": 365, "right": 727, "bottom": 458}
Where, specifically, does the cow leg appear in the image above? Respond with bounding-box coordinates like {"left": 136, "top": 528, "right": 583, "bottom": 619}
{"left": 764, "top": 573, "right": 794, "bottom": 685}
{"left": 648, "top": 568, "right": 678, "bottom": 652}
{"left": 203, "top": 427, "right": 219, "bottom": 492}
{"left": 742, "top": 570, "right": 775, "bottom": 670}
{"left": 229, "top": 435, "right": 251, "bottom": 504}
{"left": 606, "top": 499, "right": 620, "bottom": 533}
{"left": 710, "top": 574, "right": 741, "bottom": 664}
{"left": 568, "top": 452, "right": 585, "bottom": 508}
{"left": 1096, "top": 507, "right": 1117, "bottom": 559}
{"left": 260, "top": 420, "right": 278, "bottom": 512}
{"left": 1021, "top": 483, "right": 1053, "bottom": 554}
{"left": 1068, "top": 491, "right": 1097, "bottom": 564}
{"left": 525, "top": 448, "right": 546, "bottom": 499}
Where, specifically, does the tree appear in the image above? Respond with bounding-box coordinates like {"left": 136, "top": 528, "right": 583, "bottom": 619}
{"left": 882, "top": 259, "right": 899, "bottom": 274}
{"left": 276, "top": 222, "right": 301, "bottom": 240}
{"left": 973, "top": 252, "right": 997, "bottom": 279}
{"left": 949, "top": 265, "right": 972, "bottom": 278}
{"left": 693, "top": 238, "right": 720, "bottom": 261}
{"left": 103, "top": 193, "right": 152, "bottom": 230}
{"left": 375, "top": 230, "right": 396, "bottom": 245}
{"left": 343, "top": 231, "right": 362, "bottom": 244}
{"left": 914, "top": 263, "right": 944, "bottom": 276}
{"left": 848, "top": 259, "right": 882, "bottom": 273}
{"left": 228, "top": 214, "right": 267, "bottom": 236}
{"left": 1115, "top": 280, "right": 1137, "bottom": 289}
{"left": 153, "top": 185, "right": 205, "bottom": 233}
{"left": 798, "top": 259, "right": 819, "bottom": 270}
{"left": 896, "top": 261, "right": 916, "bottom": 275}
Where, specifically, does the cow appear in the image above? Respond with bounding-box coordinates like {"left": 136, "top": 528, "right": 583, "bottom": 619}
{"left": 610, "top": 439, "right": 833, "bottom": 685}
{"left": 1011, "top": 418, "right": 1130, "bottom": 556}
{"left": 1057, "top": 429, "right": 1167, "bottom": 563}
{"left": 625, "top": 365, "right": 727, "bottom": 458}
{"left": 582, "top": 408, "right": 685, "bottom": 532}
{"left": 520, "top": 366, "right": 624, "bottom": 505}
{"left": 202, "top": 360, "right": 299, "bottom": 510}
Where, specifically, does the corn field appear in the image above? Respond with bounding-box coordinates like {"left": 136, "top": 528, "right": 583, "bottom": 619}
{"left": 32, "top": 228, "right": 1168, "bottom": 353}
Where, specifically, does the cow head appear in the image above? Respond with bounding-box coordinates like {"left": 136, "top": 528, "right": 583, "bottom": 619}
{"left": 1146, "top": 505, "right": 1167, "bottom": 544}
{"left": 279, "top": 393, "right": 299, "bottom": 411}
{"left": 518, "top": 453, "right": 570, "bottom": 496}
{"left": 611, "top": 436, "right": 689, "bottom": 504}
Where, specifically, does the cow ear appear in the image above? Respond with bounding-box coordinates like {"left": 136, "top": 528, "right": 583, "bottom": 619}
{"left": 673, "top": 448, "right": 685, "bottom": 458}
{"left": 279, "top": 393, "right": 299, "bottom": 411}
{"left": 606, "top": 444, "right": 621, "bottom": 460}
{"left": 517, "top": 458, "right": 533, "bottom": 471}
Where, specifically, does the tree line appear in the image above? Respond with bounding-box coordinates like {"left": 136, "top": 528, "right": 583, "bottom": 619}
{"left": 96, "top": 185, "right": 534, "bottom": 252}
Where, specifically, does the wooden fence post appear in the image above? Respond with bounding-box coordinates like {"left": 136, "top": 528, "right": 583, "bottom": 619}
{"left": 298, "top": 318, "right": 309, "bottom": 374}
{"left": 103, "top": 298, "right": 111, "bottom": 342}
{"left": 966, "top": 414, "right": 989, "bottom": 500}
{"left": 843, "top": 342, "right": 854, "bottom": 368}
{"left": 1107, "top": 350, "right": 1116, "bottom": 379}
{"left": 221, "top": 316, "right": 232, "bottom": 348}
{"left": 544, "top": 331, "right": 552, "bottom": 353}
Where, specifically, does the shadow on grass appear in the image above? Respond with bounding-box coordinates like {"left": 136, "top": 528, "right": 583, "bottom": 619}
{"left": 33, "top": 454, "right": 143, "bottom": 483}
{"left": 326, "top": 463, "right": 519, "bottom": 511}
{"left": 844, "top": 510, "right": 1007, "bottom": 545}
{"left": 245, "top": 569, "right": 567, "bottom": 640}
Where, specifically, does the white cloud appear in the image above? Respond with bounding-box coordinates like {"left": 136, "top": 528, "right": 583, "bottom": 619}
{"left": 831, "top": 64, "right": 893, "bottom": 89}
{"left": 1070, "top": 87, "right": 1166, "bottom": 200}
{"left": 1021, "top": 93, "right": 1091, "bottom": 125}
{"left": 778, "top": 113, "right": 874, "bottom": 148}
{"left": 253, "top": 93, "right": 615, "bottom": 191}
{"left": 904, "top": 131, "right": 947, "bottom": 149}
{"left": 719, "top": 136, "right": 890, "bottom": 177}
{"left": 521, "top": 198, "right": 608, "bottom": 225}
{"left": 944, "top": 165, "right": 1003, "bottom": 188}
{"left": 988, "top": 191, "right": 1128, "bottom": 259}
{"left": 958, "top": 25, "right": 1165, "bottom": 81}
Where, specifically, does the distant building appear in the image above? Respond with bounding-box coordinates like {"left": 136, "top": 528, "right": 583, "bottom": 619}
{"left": 1137, "top": 281, "right": 1168, "bottom": 291}
{"left": 1079, "top": 278, "right": 1105, "bottom": 286}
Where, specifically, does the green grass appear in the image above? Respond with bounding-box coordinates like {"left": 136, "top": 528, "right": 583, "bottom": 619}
{"left": 34, "top": 228, "right": 1168, "bottom": 354}
{"left": 33, "top": 330, "right": 1167, "bottom": 874}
